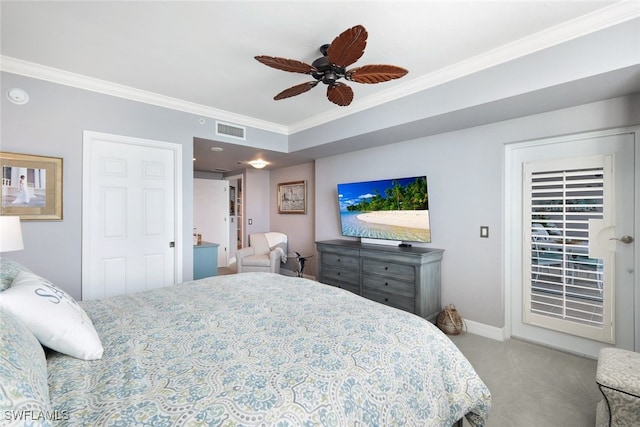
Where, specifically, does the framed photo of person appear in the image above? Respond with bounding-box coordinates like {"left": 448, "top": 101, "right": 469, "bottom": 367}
{"left": 0, "top": 152, "right": 63, "bottom": 220}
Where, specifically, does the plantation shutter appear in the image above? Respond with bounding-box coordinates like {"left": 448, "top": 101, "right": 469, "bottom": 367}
{"left": 523, "top": 155, "right": 614, "bottom": 343}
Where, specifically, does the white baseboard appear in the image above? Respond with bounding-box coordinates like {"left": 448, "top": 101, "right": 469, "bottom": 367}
{"left": 464, "top": 319, "right": 506, "bottom": 341}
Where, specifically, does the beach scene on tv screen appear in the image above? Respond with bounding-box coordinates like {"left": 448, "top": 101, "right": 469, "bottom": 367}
{"left": 338, "top": 176, "right": 431, "bottom": 242}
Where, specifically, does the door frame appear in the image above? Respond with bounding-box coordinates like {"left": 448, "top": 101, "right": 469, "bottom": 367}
{"left": 504, "top": 126, "right": 639, "bottom": 355}
{"left": 82, "top": 131, "right": 183, "bottom": 296}
{"left": 225, "top": 173, "right": 244, "bottom": 264}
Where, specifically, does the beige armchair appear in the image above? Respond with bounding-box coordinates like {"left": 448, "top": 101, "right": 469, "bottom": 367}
{"left": 236, "top": 232, "right": 287, "bottom": 274}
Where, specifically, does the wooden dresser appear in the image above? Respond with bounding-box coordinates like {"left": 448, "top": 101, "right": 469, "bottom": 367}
{"left": 316, "top": 240, "right": 444, "bottom": 322}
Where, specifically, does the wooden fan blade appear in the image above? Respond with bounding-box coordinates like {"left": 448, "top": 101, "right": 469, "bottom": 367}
{"left": 274, "top": 81, "right": 319, "bottom": 100}
{"left": 326, "top": 82, "right": 354, "bottom": 106}
{"left": 346, "top": 64, "right": 409, "bottom": 84}
{"left": 326, "top": 25, "right": 367, "bottom": 68}
{"left": 255, "top": 56, "right": 316, "bottom": 74}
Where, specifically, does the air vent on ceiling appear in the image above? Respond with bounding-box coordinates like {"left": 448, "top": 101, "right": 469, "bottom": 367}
{"left": 216, "top": 121, "right": 245, "bottom": 140}
{"left": 212, "top": 168, "right": 231, "bottom": 173}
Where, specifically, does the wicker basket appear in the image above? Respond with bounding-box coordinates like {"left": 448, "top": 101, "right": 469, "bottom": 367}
{"left": 436, "top": 304, "right": 465, "bottom": 335}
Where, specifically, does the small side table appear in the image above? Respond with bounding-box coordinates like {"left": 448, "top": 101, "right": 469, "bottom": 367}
{"left": 292, "top": 252, "right": 313, "bottom": 278}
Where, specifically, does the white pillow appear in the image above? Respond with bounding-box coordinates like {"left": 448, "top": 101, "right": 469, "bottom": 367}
{"left": 0, "top": 270, "right": 103, "bottom": 360}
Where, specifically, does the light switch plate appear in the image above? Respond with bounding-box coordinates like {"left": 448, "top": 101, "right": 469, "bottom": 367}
{"left": 480, "top": 226, "right": 489, "bottom": 238}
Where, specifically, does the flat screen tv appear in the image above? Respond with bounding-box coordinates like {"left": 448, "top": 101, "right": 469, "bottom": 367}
{"left": 337, "top": 175, "right": 431, "bottom": 243}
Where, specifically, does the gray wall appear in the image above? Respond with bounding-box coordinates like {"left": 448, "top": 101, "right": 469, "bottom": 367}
{"left": 269, "top": 162, "right": 316, "bottom": 277}
{"left": 0, "top": 72, "right": 280, "bottom": 300}
{"left": 244, "top": 168, "right": 270, "bottom": 238}
{"left": 314, "top": 94, "right": 640, "bottom": 328}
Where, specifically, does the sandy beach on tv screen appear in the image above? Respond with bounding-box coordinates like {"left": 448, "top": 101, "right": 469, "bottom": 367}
{"left": 357, "top": 210, "right": 430, "bottom": 229}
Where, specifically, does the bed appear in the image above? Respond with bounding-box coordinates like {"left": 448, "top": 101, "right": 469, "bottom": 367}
{"left": 1, "top": 262, "right": 490, "bottom": 426}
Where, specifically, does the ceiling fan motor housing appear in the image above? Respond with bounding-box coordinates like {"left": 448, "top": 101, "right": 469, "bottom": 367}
{"left": 311, "top": 54, "right": 346, "bottom": 85}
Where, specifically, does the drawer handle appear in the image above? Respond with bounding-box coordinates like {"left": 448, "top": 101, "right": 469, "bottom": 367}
{"left": 385, "top": 266, "right": 388, "bottom": 270}
{"left": 337, "top": 272, "right": 341, "bottom": 276}
{"left": 385, "top": 282, "right": 388, "bottom": 286}
{"left": 385, "top": 298, "right": 389, "bottom": 302}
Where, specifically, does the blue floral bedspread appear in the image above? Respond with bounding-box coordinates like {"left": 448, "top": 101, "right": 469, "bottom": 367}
{"left": 47, "top": 273, "right": 491, "bottom": 426}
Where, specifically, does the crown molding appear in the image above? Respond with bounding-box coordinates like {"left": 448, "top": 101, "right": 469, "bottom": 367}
{"left": 288, "top": 0, "right": 640, "bottom": 134}
{"left": 1, "top": 1, "right": 637, "bottom": 138}
{"left": 0, "top": 56, "right": 289, "bottom": 135}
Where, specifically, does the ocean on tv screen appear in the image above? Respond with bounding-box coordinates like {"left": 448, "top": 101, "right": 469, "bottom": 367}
{"left": 337, "top": 176, "right": 431, "bottom": 243}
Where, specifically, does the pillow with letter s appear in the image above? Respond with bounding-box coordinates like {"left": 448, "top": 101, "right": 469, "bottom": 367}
{"left": 0, "top": 270, "right": 103, "bottom": 360}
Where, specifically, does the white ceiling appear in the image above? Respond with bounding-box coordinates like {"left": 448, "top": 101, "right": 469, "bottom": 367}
{"left": 1, "top": 1, "right": 638, "bottom": 172}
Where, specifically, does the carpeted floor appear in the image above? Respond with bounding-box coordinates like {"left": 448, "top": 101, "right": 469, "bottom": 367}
{"left": 448, "top": 333, "right": 601, "bottom": 427}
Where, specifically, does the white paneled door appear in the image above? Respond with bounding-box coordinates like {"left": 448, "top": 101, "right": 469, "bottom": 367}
{"left": 82, "top": 131, "right": 182, "bottom": 300}
{"left": 507, "top": 128, "right": 637, "bottom": 356}
{"left": 194, "top": 178, "right": 229, "bottom": 268}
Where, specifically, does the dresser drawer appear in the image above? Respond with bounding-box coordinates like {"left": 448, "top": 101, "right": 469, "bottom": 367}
{"left": 321, "top": 267, "right": 360, "bottom": 293}
{"left": 325, "top": 280, "right": 360, "bottom": 295}
{"left": 362, "top": 259, "right": 415, "bottom": 282}
{"left": 322, "top": 252, "right": 359, "bottom": 270}
{"left": 362, "top": 288, "right": 415, "bottom": 313}
{"left": 322, "top": 267, "right": 360, "bottom": 285}
{"left": 363, "top": 274, "right": 414, "bottom": 298}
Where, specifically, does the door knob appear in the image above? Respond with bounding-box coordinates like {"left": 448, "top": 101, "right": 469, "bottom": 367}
{"left": 609, "top": 235, "right": 634, "bottom": 244}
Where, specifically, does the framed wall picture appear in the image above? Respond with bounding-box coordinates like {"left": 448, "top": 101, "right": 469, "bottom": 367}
{"left": 278, "top": 180, "right": 306, "bottom": 214}
{"left": 1, "top": 152, "right": 63, "bottom": 220}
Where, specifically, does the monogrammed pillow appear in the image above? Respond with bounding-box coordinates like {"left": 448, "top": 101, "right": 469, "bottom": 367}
{"left": 0, "top": 271, "right": 103, "bottom": 360}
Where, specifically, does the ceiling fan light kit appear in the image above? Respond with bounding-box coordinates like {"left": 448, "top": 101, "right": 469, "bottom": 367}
{"left": 248, "top": 159, "right": 268, "bottom": 169}
{"left": 255, "top": 25, "right": 408, "bottom": 107}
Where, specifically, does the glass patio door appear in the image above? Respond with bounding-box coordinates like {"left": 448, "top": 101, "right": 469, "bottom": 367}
{"left": 523, "top": 156, "right": 612, "bottom": 343}
{"left": 508, "top": 129, "right": 636, "bottom": 355}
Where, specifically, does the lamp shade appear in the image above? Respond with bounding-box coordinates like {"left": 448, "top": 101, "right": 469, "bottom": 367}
{"left": 0, "top": 216, "right": 24, "bottom": 252}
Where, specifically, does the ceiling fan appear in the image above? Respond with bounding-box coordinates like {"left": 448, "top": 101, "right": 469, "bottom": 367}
{"left": 255, "top": 25, "right": 408, "bottom": 107}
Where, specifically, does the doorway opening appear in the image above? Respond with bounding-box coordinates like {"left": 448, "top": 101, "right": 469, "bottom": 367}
{"left": 226, "top": 174, "right": 244, "bottom": 265}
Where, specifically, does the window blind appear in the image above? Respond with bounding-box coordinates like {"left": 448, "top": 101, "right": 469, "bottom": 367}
{"left": 528, "top": 167, "right": 605, "bottom": 329}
